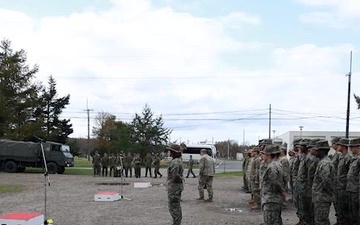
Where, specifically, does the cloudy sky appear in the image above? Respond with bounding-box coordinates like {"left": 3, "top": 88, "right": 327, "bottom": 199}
{"left": 1, "top": 0, "right": 360, "bottom": 145}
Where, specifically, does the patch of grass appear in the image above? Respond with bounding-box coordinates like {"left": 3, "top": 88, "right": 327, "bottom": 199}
{"left": 74, "top": 157, "right": 93, "bottom": 167}
{"left": 64, "top": 168, "right": 93, "bottom": 175}
{"left": 0, "top": 184, "right": 25, "bottom": 193}
{"left": 215, "top": 171, "right": 243, "bottom": 177}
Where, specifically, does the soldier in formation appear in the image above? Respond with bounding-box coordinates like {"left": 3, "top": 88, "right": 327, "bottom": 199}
{"left": 101, "top": 153, "right": 109, "bottom": 177}
{"left": 279, "top": 143, "right": 290, "bottom": 204}
{"left": 133, "top": 153, "right": 142, "bottom": 178}
{"left": 109, "top": 153, "right": 116, "bottom": 177}
{"left": 166, "top": 144, "right": 184, "bottom": 225}
{"left": 144, "top": 152, "right": 153, "bottom": 177}
{"left": 242, "top": 150, "right": 251, "bottom": 192}
{"left": 92, "top": 151, "right": 101, "bottom": 176}
{"left": 249, "top": 147, "right": 261, "bottom": 210}
{"left": 124, "top": 152, "right": 133, "bottom": 178}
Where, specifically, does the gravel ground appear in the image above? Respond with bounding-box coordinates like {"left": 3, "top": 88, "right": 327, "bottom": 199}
{"left": 0, "top": 171, "right": 336, "bottom": 225}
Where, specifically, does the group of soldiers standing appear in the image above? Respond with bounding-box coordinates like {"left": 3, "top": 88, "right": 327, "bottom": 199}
{"left": 243, "top": 136, "right": 360, "bottom": 225}
{"left": 92, "top": 151, "right": 163, "bottom": 178}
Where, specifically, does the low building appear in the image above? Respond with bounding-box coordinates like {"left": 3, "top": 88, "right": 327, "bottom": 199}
{"left": 278, "top": 131, "right": 360, "bottom": 155}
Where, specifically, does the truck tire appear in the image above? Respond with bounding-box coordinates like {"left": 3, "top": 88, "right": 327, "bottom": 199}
{"left": 58, "top": 166, "right": 65, "bottom": 174}
{"left": 47, "top": 162, "right": 58, "bottom": 174}
{"left": 4, "top": 161, "right": 18, "bottom": 173}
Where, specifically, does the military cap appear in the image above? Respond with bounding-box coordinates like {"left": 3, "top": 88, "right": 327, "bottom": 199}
{"left": 331, "top": 137, "right": 341, "bottom": 145}
{"left": 261, "top": 145, "right": 280, "bottom": 154}
{"left": 307, "top": 138, "right": 321, "bottom": 148}
{"left": 166, "top": 144, "right": 181, "bottom": 153}
{"left": 293, "top": 138, "right": 302, "bottom": 146}
{"left": 348, "top": 138, "right": 360, "bottom": 147}
{"left": 180, "top": 142, "right": 187, "bottom": 150}
{"left": 288, "top": 149, "right": 295, "bottom": 154}
{"left": 337, "top": 138, "right": 349, "bottom": 146}
{"left": 314, "top": 140, "right": 330, "bottom": 150}
{"left": 299, "top": 138, "right": 311, "bottom": 146}
{"left": 280, "top": 142, "right": 287, "bottom": 150}
{"left": 261, "top": 139, "right": 273, "bottom": 146}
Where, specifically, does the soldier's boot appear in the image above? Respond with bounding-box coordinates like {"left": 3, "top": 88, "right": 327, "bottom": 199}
{"left": 248, "top": 199, "right": 254, "bottom": 204}
{"left": 196, "top": 197, "right": 205, "bottom": 201}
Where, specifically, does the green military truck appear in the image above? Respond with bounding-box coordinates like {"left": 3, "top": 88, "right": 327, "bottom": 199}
{"left": 0, "top": 139, "right": 74, "bottom": 174}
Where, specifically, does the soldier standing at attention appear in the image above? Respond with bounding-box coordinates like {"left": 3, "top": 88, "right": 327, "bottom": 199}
{"left": 186, "top": 155, "right": 196, "bottom": 178}
{"left": 124, "top": 152, "right": 133, "bottom": 178}
{"left": 101, "top": 153, "right": 109, "bottom": 177}
{"left": 92, "top": 151, "right": 101, "bottom": 176}
{"left": 153, "top": 153, "right": 162, "bottom": 178}
{"left": 166, "top": 144, "right": 184, "bottom": 225}
{"left": 109, "top": 153, "right": 116, "bottom": 177}
{"left": 250, "top": 147, "right": 261, "bottom": 210}
{"left": 197, "top": 149, "right": 215, "bottom": 202}
{"left": 312, "top": 140, "right": 335, "bottom": 225}
{"left": 335, "top": 138, "right": 351, "bottom": 225}
{"left": 279, "top": 143, "right": 290, "bottom": 194}
{"left": 242, "top": 150, "right": 250, "bottom": 192}
{"left": 346, "top": 138, "right": 360, "bottom": 225}
{"left": 260, "top": 145, "right": 286, "bottom": 225}
{"left": 291, "top": 138, "right": 303, "bottom": 225}
{"left": 330, "top": 136, "right": 341, "bottom": 222}
{"left": 144, "top": 153, "right": 153, "bottom": 177}
{"left": 305, "top": 139, "right": 320, "bottom": 225}
{"left": 246, "top": 149, "right": 255, "bottom": 203}
{"left": 133, "top": 153, "right": 142, "bottom": 178}
{"left": 288, "top": 149, "right": 296, "bottom": 197}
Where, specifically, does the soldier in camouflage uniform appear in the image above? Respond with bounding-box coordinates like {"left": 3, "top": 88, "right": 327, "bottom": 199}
{"left": 331, "top": 136, "right": 341, "bottom": 221}
{"left": 166, "top": 144, "right": 184, "bottom": 225}
{"left": 242, "top": 150, "right": 251, "bottom": 192}
{"left": 92, "top": 151, "right": 101, "bottom": 176}
{"left": 153, "top": 153, "right": 162, "bottom": 178}
{"left": 101, "top": 153, "right": 109, "bottom": 177}
{"left": 335, "top": 138, "right": 351, "bottom": 225}
{"left": 109, "top": 153, "right": 116, "bottom": 177}
{"left": 247, "top": 149, "right": 255, "bottom": 203}
{"left": 124, "top": 152, "right": 133, "bottom": 178}
{"left": 312, "top": 140, "right": 335, "bottom": 225}
{"left": 279, "top": 143, "right": 290, "bottom": 194}
{"left": 144, "top": 153, "right": 153, "bottom": 177}
{"left": 186, "top": 155, "right": 196, "bottom": 178}
{"left": 288, "top": 149, "right": 296, "bottom": 196}
{"left": 250, "top": 147, "right": 261, "bottom": 209}
{"left": 291, "top": 138, "right": 303, "bottom": 225}
{"left": 197, "top": 149, "right": 215, "bottom": 202}
{"left": 346, "top": 138, "right": 360, "bottom": 225}
{"left": 260, "top": 145, "right": 286, "bottom": 225}
{"left": 133, "top": 154, "right": 142, "bottom": 178}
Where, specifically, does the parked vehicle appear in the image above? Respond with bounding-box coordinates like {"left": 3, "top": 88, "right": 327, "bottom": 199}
{"left": 0, "top": 139, "right": 74, "bottom": 174}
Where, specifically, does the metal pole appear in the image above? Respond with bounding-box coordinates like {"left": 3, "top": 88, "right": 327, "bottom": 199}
{"left": 346, "top": 51, "right": 352, "bottom": 138}
{"left": 269, "top": 104, "right": 272, "bottom": 139}
{"left": 85, "top": 99, "right": 93, "bottom": 161}
{"left": 227, "top": 139, "right": 230, "bottom": 159}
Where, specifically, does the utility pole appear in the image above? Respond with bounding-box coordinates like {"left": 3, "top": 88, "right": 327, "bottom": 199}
{"left": 227, "top": 139, "right": 230, "bottom": 159}
{"left": 84, "top": 99, "right": 93, "bottom": 161}
{"left": 242, "top": 129, "right": 245, "bottom": 146}
{"left": 299, "top": 126, "right": 304, "bottom": 138}
{"left": 268, "top": 104, "right": 272, "bottom": 139}
{"left": 346, "top": 51, "right": 353, "bottom": 138}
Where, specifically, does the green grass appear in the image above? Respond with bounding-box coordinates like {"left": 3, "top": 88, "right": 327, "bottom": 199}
{"left": 74, "top": 157, "right": 93, "bottom": 167}
{"left": 215, "top": 171, "right": 243, "bottom": 177}
{"left": 64, "top": 167, "right": 93, "bottom": 175}
{"left": 0, "top": 184, "right": 25, "bottom": 193}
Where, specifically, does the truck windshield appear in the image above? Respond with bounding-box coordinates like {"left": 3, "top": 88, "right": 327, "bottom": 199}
{"left": 62, "top": 145, "right": 71, "bottom": 152}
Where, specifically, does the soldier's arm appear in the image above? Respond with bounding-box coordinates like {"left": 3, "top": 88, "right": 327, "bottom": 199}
{"left": 199, "top": 157, "right": 205, "bottom": 175}
{"left": 254, "top": 159, "right": 260, "bottom": 184}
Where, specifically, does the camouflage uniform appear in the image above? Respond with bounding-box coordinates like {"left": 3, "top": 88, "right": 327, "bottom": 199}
{"left": 124, "top": 153, "right": 133, "bottom": 178}
{"left": 101, "top": 153, "right": 109, "bottom": 177}
{"left": 288, "top": 152, "right": 295, "bottom": 194}
{"left": 346, "top": 140, "right": 360, "bottom": 225}
{"left": 246, "top": 156, "right": 254, "bottom": 193}
{"left": 279, "top": 155, "right": 290, "bottom": 192}
{"left": 153, "top": 155, "right": 162, "bottom": 178}
{"left": 331, "top": 136, "right": 341, "bottom": 219}
{"left": 92, "top": 152, "right": 101, "bottom": 176}
{"left": 133, "top": 155, "right": 142, "bottom": 178}
{"left": 306, "top": 152, "right": 319, "bottom": 225}
{"left": 292, "top": 152, "right": 304, "bottom": 222}
{"left": 198, "top": 152, "right": 215, "bottom": 200}
{"left": 242, "top": 152, "right": 250, "bottom": 191}
{"left": 261, "top": 146, "right": 285, "bottom": 225}
{"left": 312, "top": 155, "right": 334, "bottom": 225}
{"left": 167, "top": 145, "right": 184, "bottom": 225}
{"left": 109, "top": 154, "right": 116, "bottom": 177}
{"left": 335, "top": 139, "right": 351, "bottom": 225}
{"left": 250, "top": 154, "right": 261, "bottom": 208}
{"left": 144, "top": 153, "right": 153, "bottom": 177}
{"left": 186, "top": 156, "right": 196, "bottom": 178}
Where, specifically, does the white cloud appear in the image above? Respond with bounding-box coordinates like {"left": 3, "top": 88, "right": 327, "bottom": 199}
{"left": 1, "top": 0, "right": 359, "bottom": 144}
{"left": 298, "top": 0, "right": 360, "bottom": 28}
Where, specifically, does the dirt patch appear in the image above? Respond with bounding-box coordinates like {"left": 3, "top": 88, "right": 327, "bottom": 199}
{"left": 0, "top": 172, "right": 337, "bottom": 224}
